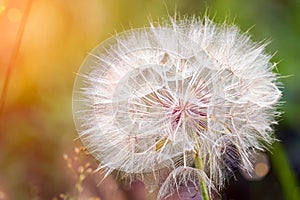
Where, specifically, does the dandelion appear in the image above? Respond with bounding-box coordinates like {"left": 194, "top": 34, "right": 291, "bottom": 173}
{"left": 72, "top": 16, "right": 281, "bottom": 199}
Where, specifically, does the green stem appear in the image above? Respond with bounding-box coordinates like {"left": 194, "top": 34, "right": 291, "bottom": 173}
{"left": 271, "top": 142, "right": 300, "bottom": 200}
{"left": 194, "top": 148, "right": 210, "bottom": 200}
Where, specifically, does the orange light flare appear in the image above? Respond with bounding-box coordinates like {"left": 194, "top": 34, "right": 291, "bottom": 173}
{"left": 0, "top": 0, "right": 108, "bottom": 113}
{"left": 7, "top": 7, "right": 22, "bottom": 23}
{"left": 0, "top": 5, "right": 6, "bottom": 14}
{"left": 0, "top": 1, "right": 25, "bottom": 69}
{"left": 0, "top": 0, "right": 32, "bottom": 115}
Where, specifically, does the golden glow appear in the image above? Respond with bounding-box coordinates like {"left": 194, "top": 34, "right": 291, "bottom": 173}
{"left": 7, "top": 8, "right": 22, "bottom": 23}
{"left": 0, "top": 5, "right": 6, "bottom": 14}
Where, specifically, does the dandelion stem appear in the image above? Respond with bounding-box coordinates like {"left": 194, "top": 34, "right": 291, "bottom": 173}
{"left": 194, "top": 145, "right": 210, "bottom": 200}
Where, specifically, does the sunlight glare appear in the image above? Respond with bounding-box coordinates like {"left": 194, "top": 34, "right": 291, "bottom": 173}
{"left": 0, "top": 4, "right": 6, "bottom": 14}
{"left": 7, "top": 8, "right": 22, "bottom": 23}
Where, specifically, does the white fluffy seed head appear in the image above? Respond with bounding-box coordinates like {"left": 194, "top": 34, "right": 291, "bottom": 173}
{"left": 72, "top": 16, "right": 281, "bottom": 197}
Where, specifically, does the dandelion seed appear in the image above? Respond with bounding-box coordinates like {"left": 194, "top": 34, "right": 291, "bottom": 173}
{"left": 72, "top": 16, "right": 281, "bottom": 199}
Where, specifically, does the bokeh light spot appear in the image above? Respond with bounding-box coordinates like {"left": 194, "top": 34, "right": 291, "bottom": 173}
{"left": 255, "top": 162, "right": 269, "bottom": 177}
{"left": 7, "top": 8, "right": 22, "bottom": 23}
{"left": 240, "top": 152, "right": 270, "bottom": 181}
{"left": 0, "top": 5, "right": 6, "bottom": 14}
{"left": 0, "top": 190, "right": 5, "bottom": 199}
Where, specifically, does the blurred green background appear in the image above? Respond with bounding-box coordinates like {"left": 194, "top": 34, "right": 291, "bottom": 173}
{"left": 0, "top": 0, "right": 299, "bottom": 199}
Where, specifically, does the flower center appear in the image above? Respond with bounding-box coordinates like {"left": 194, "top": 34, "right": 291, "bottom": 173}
{"left": 168, "top": 98, "right": 208, "bottom": 132}
{"left": 171, "top": 104, "right": 183, "bottom": 127}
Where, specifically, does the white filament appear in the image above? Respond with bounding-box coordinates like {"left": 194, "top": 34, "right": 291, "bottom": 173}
{"left": 72, "top": 17, "right": 281, "bottom": 198}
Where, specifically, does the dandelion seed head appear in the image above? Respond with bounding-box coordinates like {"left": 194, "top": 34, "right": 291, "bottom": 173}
{"left": 73, "top": 16, "right": 281, "bottom": 197}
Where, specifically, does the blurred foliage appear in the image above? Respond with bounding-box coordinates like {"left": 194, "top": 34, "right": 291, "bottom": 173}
{"left": 0, "top": 0, "right": 299, "bottom": 199}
